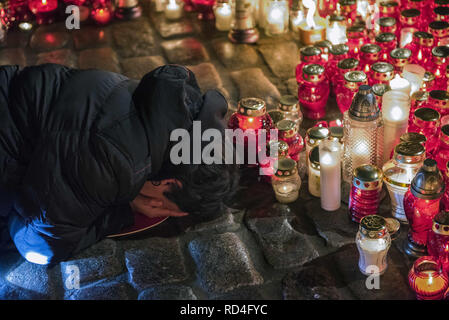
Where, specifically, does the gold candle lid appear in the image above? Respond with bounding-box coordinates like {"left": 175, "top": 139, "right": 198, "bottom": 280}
{"left": 432, "top": 211, "right": 449, "bottom": 235}
{"left": 237, "top": 97, "right": 267, "bottom": 117}
{"left": 378, "top": 16, "right": 397, "bottom": 28}
{"left": 375, "top": 32, "right": 396, "bottom": 43}
{"left": 300, "top": 46, "right": 321, "bottom": 58}
{"left": 330, "top": 43, "right": 349, "bottom": 56}
{"left": 429, "top": 90, "right": 449, "bottom": 108}
{"left": 414, "top": 31, "right": 434, "bottom": 47}
{"left": 360, "top": 215, "right": 388, "bottom": 239}
{"left": 372, "top": 83, "right": 391, "bottom": 97}
{"left": 354, "top": 164, "right": 383, "bottom": 182}
{"left": 411, "top": 90, "right": 429, "bottom": 103}
{"left": 276, "top": 119, "right": 297, "bottom": 138}
{"left": 275, "top": 157, "right": 298, "bottom": 177}
{"left": 390, "top": 48, "right": 412, "bottom": 68}
{"left": 435, "top": 6, "right": 449, "bottom": 20}
{"left": 344, "top": 70, "right": 367, "bottom": 90}
{"left": 371, "top": 62, "right": 394, "bottom": 81}
{"left": 400, "top": 8, "right": 420, "bottom": 25}
{"left": 302, "top": 64, "right": 326, "bottom": 82}
{"left": 307, "top": 126, "right": 330, "bottom": 142}
{"left": 385, "top": 218, "right": 400, "bottom": 240}
{"left": 279, "top": 95, "right": 299, "bottom": 112}
{"left": 268, "top": 139, "right": 289, "bottom": 157}
{"left": 329, "top": 126, "right": 344, "bottom": 143}
{"left": 394, "top": 142, "right": 426, "bottom": 164}
{"left": 429, "top": 20, "right": 449, "bottom": 38}
{"left": 338, "top": 58, "right": 359, "bottom": 71}
{"left": 268, "top": 110, "right": 285, "bottom": 124}
{"left": 440, "top": 124, "right": 449, "bottom": 144}
{"left": 379, "top": 1, "right": 398, "bottom": 14}
{"left": 346, "top": 25, "right": 366, "bottom": 38}
{"left": 422, "top": 71, "right": 436, "bottom": 90}
{"left": 400, "top": 132, "right": 427, "bottom": 145}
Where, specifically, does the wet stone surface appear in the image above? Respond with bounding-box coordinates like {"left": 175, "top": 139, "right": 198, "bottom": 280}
{"left": 0, "top": 6, "right": 417, "bottom": 300}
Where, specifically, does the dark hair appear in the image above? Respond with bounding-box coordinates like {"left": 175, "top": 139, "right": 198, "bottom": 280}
{"left": 154, "top": 162, "right": 240, "bottom": 222}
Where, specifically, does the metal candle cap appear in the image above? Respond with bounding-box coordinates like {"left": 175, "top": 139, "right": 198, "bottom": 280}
{"left": 429, "top": 20, "right": 449, "bottom": 38}
{"left": 338, "top": 58, "right": 359, "bottom": 70}
{"left": 390, "top": 48, "right": 412, "bottom": 68}
{"left": 275, "top": 157, "right": 298, "bottom": 177}
{"left": 302, "top": 64, "right": 325, "bottom": 82}
{"left": 372, "top": 83, "right": 391, "bottom": 97}
{"left": 307, "top": 126, "right": 330, "bottom": 141}
{"left": 330, "top": 44, "right": 349, "bottom": 56}
{"left": 375, "top": 32, "right": 396, "bottom": 43}
{"left": 410, "top": 159, "right": 445, "bottom": 199}
{"left": 432, "top": 211, "right": 449, "bottom": 236}
{"left": 276, "top": 119, "right": 297, "bottom": 138}
{"left": 400, "top": 132, "right": 427, "bottom": 145}
{"left": 268, "top": 140, "right": 289, "bottom": 157}
{"left": 268, "top": 110, "right": 284, "bottom": 124}
{"left": 348, "top": 85, "right": 380, "bottom": 121}
{"left": 378, "top": 16, "right": 396, "bottom": 27}
{"left": 360, "top": 215, "right": 388, "bottom": 239}
{"left": 238, "top": 97, "right": 266, "bottom": 117}
{"left": 300, "top": 46, "right": 321, "bottom": 57}
{"left": 279, "top": 95, "right": 298, "bottom": 112}
{"left": 393, "top": 142, "right": 425, "bottom": 164}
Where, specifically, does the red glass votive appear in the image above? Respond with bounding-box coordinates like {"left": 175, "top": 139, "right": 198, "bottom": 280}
{"left": 277, "top": 120, "right": 304, "bottom": 162}
{"left": 346, "top": 25, "right": 368, "bottom": 58}
{"left": 408, "top": 256, "right": 449, "bottom": 300}
{"left": 295, "top": 46, "right": 322, "bottom": 85}
{"left": 379, "top": 1, "right": 400, "bottom": 20}
{"left": 327, "top": 44, "right": 350, "bottom": 84}
{"left": 336, "top": 70, "right": 367, "bottom": 114}
{"left": 28, "top": 0, "right": 58, "bottom": 24}
{"left": 427, "top": 46, "right": 449, "bottom": 89}
{"left": 333, "top": 57, "right": 359, "bottom": 89}
{"left": 429, "top": 20, "right": 449, "bottom": 46}
{"left": 409, "top": 91, "right": 429, "bottom": 125}
{"left": 427, "top": 211, "right": 449, "bottom": 274}
{"left": 338, "top": 0, "right": 357, "bottom": 25}
{"left": 434, "top": 125, "right": 449, "bottom": 174}
{"left": 298, "top": 64, "right": 330, "bottom": 120}
{"left": 183, "top": 0, "right": 195, "bottom": 11}
{"left": 407, "top": 107, "right": 441, "bottom": 156}
{"left": 360, "top": 44, "right": 381, "bottom": 76}
{"left": 349, "top": 164, "right": 383, "bottom": 223}
{"left": 375, "top": 32, "right": 398, "bottom": 62}
{"left": 424, "top": 90, "right": 449, "bottom": 117}
{"left": 9, "top": 0, "right": 33, "bottom": 24}
{"left": 377, "top": 16, "right": 399, "bottom": 39}
{"left": 91, "top": 1, "right": 113, "bottom": 25}
{"left": 191, "top": 0, "right": 215, "bottom": 20}
{"left": 405, "top": 31, "right": 434, "bottom": 65}
{"left": 369, "top": 61, "right": 394, "bottom": 86}
{"left": 389, "top": 48, "right": 412, "bottom": 73}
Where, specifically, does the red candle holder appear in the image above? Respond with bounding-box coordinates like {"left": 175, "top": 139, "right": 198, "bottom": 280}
{"left": 429, "top": 20, "right": 449, "bottom": 46}
{"left": 315, "top": 40, "right": 332, "bottom": 64}
{"left": 424, "top": 90, "right": 449, "bottom": 118}
{"left": 349, "top": 164, "right": 383, "bottom": 223}
{"left": 336, "top": 70, "right": 367, "bottom": 114}
{"left": 404, "top": 159, "right": 445, "bottom": 257}
{"left": 379, "top": 1, "right": 400, "bottom": 20}
{"left": 191, "top": 0, "right": 216, "bottom": 20}
{"left": 8, "top": 0, "right": 33, "bottom": 25}
{"left": 295, "top": 46, "right": 323, "bottom": 85}
{"left": 182, "top": 0, "right": 195, "bottom": 12}
{"left": 408, "top": 256, "right": 449, "bottom": 300}
{"left": 407, "top": 107, "right": 441, "bottom": 156}
{"left": 405, "top": 31, "right": 434, "bottom": 65}
{"left": 317, "top": 0, "right": 338, "bottom": 19}
{"left": 333, "top": 57, "right": 359, "bottom": 89}
{"left": 400, "top": 8, "right": 422, "bottom": 30}
{"left": 375, "top": 32, "right": 398, "bottom": 62}
{"left": 427, "top": 211, "right": 449, "bottom": 274}
{"left": 298, "top": 64, "right": 330, "bottom": 120}
{"left": 28, "top": 0, "right": 58, "bottom": 24}
{"left": 360, "top": 44, "right": 381, "bottom": 76}
{"left": 434, "top": 125, "right": 449, "bottom": 174}
{"left": 427, "top": 46, "right": 449, "bottom": 89}
{"left": 91, "top": 0, "right": 113, "bottom": 25}
{"left": 259, "top": 140, "right": 289, "bottom": 179}
{"left": 409, "top": 91, "right": 429, "bottom": 125}
{"left": 346, "top": 25, "right": 368, "bottom": 58}
{"left": 422, "top": 71, "right": 436, "bottom": 92}
{"left": 276, "top": 120, "right": 304, "bottom": 162}
{"left": 389, "top": 48, "right": 411, "bottom": 73}
{"left": 377, "top": 16, "right": 399, "bottom": 39}
{"left": 327, "top": 44, "right": 350, "bottom": 84}
{"left": 369, "top": 61, "right": 395, "bottom": 86}
{"left": 339, "top": 0, "right": 357, "bottom": 25}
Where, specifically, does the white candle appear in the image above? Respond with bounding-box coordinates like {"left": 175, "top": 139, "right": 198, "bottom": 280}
{"left": 267, "top": 4, "right": 286, "bottom": 35}
{"left": 164, "top": 0, "right": 182, "bottom": 19}
{"left": 326, "top": 21, "right": 346, "bottom": 45}
{"left": 400, "top": 27, "right": 416, "bottom": 48}
{"left": 319, "top": 140, "right": 341, "bottom": 211}
{"left": 382, "top": 90, "right": 410, "bottom": 164}
{"left": 389, "top": 74, "right": 411, "bottom": 96}
{"left": 215, "top": 3, "right": 233, "bottom": 31}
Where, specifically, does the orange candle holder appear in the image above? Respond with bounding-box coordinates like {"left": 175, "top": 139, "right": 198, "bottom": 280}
{"left": 299, "top": 17, "right": 327, "bottom": 45}
{"left": 408, "top": 256, "right": 449, "bottom": 300}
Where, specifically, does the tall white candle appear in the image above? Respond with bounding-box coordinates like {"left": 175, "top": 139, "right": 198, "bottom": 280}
{"left": 266, "top": 4, "right": 286, "bottom": 35}
{"left": 390, "top": 74, "right": 411, "bottom": 96}
{"left": 319, "top": 140, "right": 341, "bottom": 211}
{"left": 382, "top": 90, "right": 411, "bottom": 164}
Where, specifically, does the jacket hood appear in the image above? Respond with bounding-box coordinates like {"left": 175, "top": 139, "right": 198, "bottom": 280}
{"left": 132, "top": 65, "right": 228, "bottom": 179}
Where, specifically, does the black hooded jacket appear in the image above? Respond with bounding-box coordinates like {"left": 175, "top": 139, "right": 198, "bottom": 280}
{"left": 0, "top": 63, "right": 227, "bottom": 265}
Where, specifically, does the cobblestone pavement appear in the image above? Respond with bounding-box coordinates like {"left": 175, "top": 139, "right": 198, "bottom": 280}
{"left": 0, "top": 2, "right": 417, "bottom": 300}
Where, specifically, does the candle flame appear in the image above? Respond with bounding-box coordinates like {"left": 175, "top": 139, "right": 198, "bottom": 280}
{"left": 428, "top": 275, "right": 433, "bottom": 286}
{"left": 42, "top": 0, "right": 47, "bottom": 4}
{"left": 445, "top": 244, "right": 449, "bottom": 252}
{"left": 417, "top": 49, "right": 423, "bottom": 61}
{"left": 303, "top": 0, "right": 316, "bottom": 29}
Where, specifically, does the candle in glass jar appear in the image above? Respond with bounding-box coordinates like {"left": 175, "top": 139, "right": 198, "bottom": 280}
{"left": 215, "top": 1, "right": 233, "bottom": 31}
{"left": 390, "top": 74, "right": 412, "bottom": 96}
{"left": 92, "top": 7, "right": 112, "bottom": 24}
{"left": 308, "top": 146, "right": 320, "bottom": 198}
{"left": 272, "top": 158, "right": 301, "bottom": 203}
{"left": 265, "top": 0, "right": 288, "bottom": 36}
{"left": 165, "top": 0, "right": 182, "bottom": 19}
{"left": 28, "top": 0, "right": 58, "bottom": 24}
{"left": 319, "top": 139, "right": 341, "bottom": 211}
{"left": 408, "top": 256, "right": 449, "bottom": 300}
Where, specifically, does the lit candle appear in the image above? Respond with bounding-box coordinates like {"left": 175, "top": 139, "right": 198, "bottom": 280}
{"left": 408, "top": 256, "right": 449, "bottom": 300}
{"left": 165, "top": 0, "right": 182, "bottom": 20}
{"left": 214, "top": 2, "right": 232, "bottom": 31}
{"left": 272, "top": 158, "right": 301, "bottom": 204}
{"left": 28, "top": 0, "right": 58, "bottom": 24}
{"left": 382, "top": 90, "right": 410, "bottom": 164}
{"left": 326, "top": 20, "right": 346, "bottom": 45}
{"left": 266, "top": 1, "right": 288, "bottom": 36}
{"left": 155, "top": 0, "right": 166, "bottom": 12}
{"left": 402, "top": 64, "right": 425, "bottom": 95}
{"left": 389, "top": 74, "right": 411, "bottom": 96}
{"left": 298, "top": 0, "right": 326, "bottom": 45}
{"left": 92, "top": 7, "right": 112, "bottom": 25}
{"left": 319, "top": 139, "right": 341, "bottom": 211}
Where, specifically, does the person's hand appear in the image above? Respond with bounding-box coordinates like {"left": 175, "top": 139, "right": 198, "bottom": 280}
{"left": 129, "top": 194, "right": 188, "bottom": 218}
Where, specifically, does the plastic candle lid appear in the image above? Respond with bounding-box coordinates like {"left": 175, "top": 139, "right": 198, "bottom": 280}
{"left": 274, "top": 158, "right": 298, "bottom": 177}
{"left": 410, "top": 159, "right": 445, "bottom": 199}
{"left": 375, "top": 32, "right": 396, "bottom": 43}
{"left": 360, "top": 215, "right": 388, "bottom": 239}
{"left": 390, "top": 48, "right": 412, "bottom": 60}
{"left": 378, "top": 17, "right": 396, "bottom": 27}
{"left": 361, "top": 43, "right": 381, "bottom": 53}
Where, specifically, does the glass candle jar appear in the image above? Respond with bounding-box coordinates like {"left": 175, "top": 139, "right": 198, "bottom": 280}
{"left": 165, "top": 0, "right": 184, "bottom": 20}
{"left": 409, "top": 91, "right": 429, "bottom": 125}
{"left": 377, "top": 16, "right": 398, "bottom": 39}
{"left": 91, "top": 0, "right": 114, "bottom": 25}
{"left": 192, "top": 0, "right": 216, "bottom": 20}
{"left": 260, "top": 139, "right": 289, "bottom": 177}
{"left": 429, "top": 20, "right": 449, "bottom": 46}
{"left": 421, "top": 71, "right": 436, "bottom": 92}
{"left": 333, "top": 58, "right": 359, "bottom": 89}
{"left": 428, "top": 46, "right": 449, "bottom": 90}
{"left": 375, "top": 32, "right": 398, "bottom": 62}
{"left": 336, "top": 70, "right": 368, "bottom": 114}
{"left": 115, "top": 0, "right": 141, "bottom": 20}
{"left": 408, "top": 107, "right": 441, "bottom": 156}
{"left": 383, "top": 142, "right": 426, "bottom": 223}
{"left": 295, "top": 46, "right": 322, "bottom": 85}
{"left": 382, "top": 90, "right": 411, "bottom": 164}
{"left": 389, "top": 48, "right": 412, "bottom": 73}
{"left": 308, "top": 145, "right": 321, "bottom": 197}
{"left": 408, "top": 256, "right": 449, "bottom": 300}
{"left": 434, "top": 5, "right": 449, "bottom": 22}
{"left": 276, "top": 119, "right": 304, "bottom": 162}
{"left": 315, "top": 40, "right": 332, "bottom": 64}
{"left": 320, "top": 138, "right": 342, "bottom": 211}
{"left": 404, "top": 159, "right": 445, "bottom": 257}
{"left": 349, "top": 165, "right": 383, "bottom": 223}
{"left": 272, "top": 157, "right": 301, "bottom": 203}
{"left": 343, "top": 85, "right": 383, "bottom": 183}
{"left": 379, "top": 0, "right": 399, "bottom": 19}
{"left": 360, "top": 44, "right": 381, "bottom": 76}
{"left": 327, "top": 44, "right": 350, "bottom": 84}
{"left": 434, "top": 125, "right": 449, "bottom": 174}
{"left": 214, "top": 0, "right": 234, "bottom": 31}
{"left": 228, "top": 0, "right": 259, "bottom": 44}
{"left": 346, "top": 25, "right": 368, "bottom": 58}
{"left": 326, "top": 15, "right": 347, "bottom": 45}
{"left": 399, "top": 8, "right": 421, "bottom": 47}
{"left": 264, "top": 0, "right": 288, "bottom": 36}
{"left": 427, "top": 211, "right": 449, "bottom": 274}
{"left": 339, "top": 0, "right": 357, "bottom": 24}
{"left": 372, "top": 83, "right": 391, "bottom": 110}
{"left": 369, "top": 62, "right": 395, "bottom": 87}
{"left": 405, "top": 31, "right": 434, "bottom": 66}
{"left": 298, "top": 64, "right": 330, "bottom": 120}
{"left": 425, "top": 90, "right": 449, "bottom": 117}
{"left": 305, "top": 126, "right": 330, "bottom": 167}
{"left": 356, "top": 215, "right": 392, "bottom": 276}
{"left": 28, "top": 0, "right": 58, "bottom": 24}
{"left": 278, "top": 95, "right": 302, "bottom": 130}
